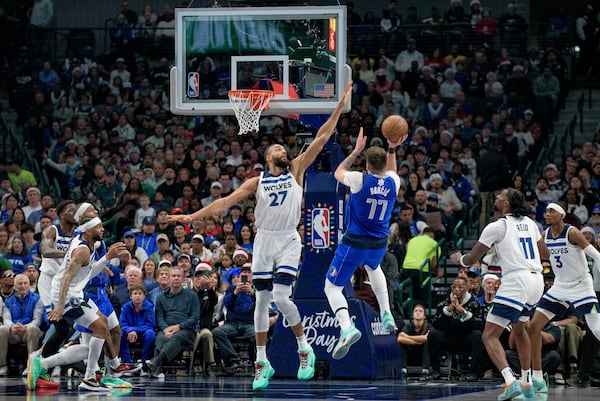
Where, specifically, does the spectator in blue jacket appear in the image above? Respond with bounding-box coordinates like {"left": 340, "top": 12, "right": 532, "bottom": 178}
{"left": 0, "top": 273, "right": 44, "bottom": 375}
{"left": 445, "top": 162, "right": 472, "bottom": 206}
{"left": 212, "top": 265, "right": 255, "bottom": 373}
{"left": 5, "top": 236, "right": 33, "bottom": 274}
{"left": 136, "top": 216, "right": 159, "bottom": 256}
{"left": 119, "top": 284, "right": 156, "bottom": 366}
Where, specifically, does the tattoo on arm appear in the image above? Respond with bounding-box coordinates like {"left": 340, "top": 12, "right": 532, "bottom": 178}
{"left": 57, "top": 248, "right": 89, "bottom": 308}
{"left": 343, "top": 153, "right": 358, "bottom": 170}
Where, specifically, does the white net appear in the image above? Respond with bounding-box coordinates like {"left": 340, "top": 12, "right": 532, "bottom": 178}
{"left": 228, "top": 90, "right": 275, "bottom": 135}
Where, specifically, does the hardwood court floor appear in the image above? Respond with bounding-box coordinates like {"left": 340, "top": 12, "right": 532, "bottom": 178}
{"left": 2, "top": 375, "right": 598, "bottom": 401}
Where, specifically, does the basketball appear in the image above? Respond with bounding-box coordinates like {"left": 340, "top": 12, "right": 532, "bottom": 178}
{"left": 381, "top": 115, "right": 409, "bottom": 143}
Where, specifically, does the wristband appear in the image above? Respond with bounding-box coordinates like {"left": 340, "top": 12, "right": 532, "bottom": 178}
{"left": 388, "top": 147, "right": 397, "bottom": 154}
{"left": 459, "top": 254, "right": 469, "bottom": 268}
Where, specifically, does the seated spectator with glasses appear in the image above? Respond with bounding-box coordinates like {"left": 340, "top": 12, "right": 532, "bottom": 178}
{"left": 1, "top": 270, "right": 15, "bottom": 301}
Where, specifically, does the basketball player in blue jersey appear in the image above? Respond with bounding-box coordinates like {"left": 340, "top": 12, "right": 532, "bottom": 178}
{"left": 451, "top": 188, "right": 550, "bottom": 400}
{"left": 527, "top": 202, "right": 600, "bottom": 391}
{"left": 324, "top": 128, "right": 405, "bottom": 360}
{"left": 169, "top": 82, "right": 352, "bottom": 391}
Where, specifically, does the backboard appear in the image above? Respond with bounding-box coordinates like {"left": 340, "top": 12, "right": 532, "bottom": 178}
{"left": 170, "top": 6, "right": 351, "bottom": 117}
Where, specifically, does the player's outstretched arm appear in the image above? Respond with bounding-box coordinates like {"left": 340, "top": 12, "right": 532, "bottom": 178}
{"left": 385, "top": 136, "right": 408, "bottom": 174}
{"left": 292, "top": 82, "right": 352, "bottom": 175}
{"left": 450, "top": 242, "right": 490, "bottom": 268}
{"left": 570, "top": 227, "right": 600, "bottom": 267}
{"left": 167, "top": 177, "right": 259, "bottom": 225}
{"left": 40, "top": 225, "right": 64, "bottom": 259}
{"left": 334, "top": 127, "right": 367, "bottom": 183}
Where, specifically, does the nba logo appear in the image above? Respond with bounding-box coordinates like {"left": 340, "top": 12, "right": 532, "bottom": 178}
{"left": 187, "top": 72, "right": 199, "bottom": 98}
{"left": 312, "top": 208, "right": 330, "bottom": 249}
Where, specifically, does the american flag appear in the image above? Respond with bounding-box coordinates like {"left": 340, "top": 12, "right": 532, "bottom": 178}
{"left": 314, "top": 83, "right": 335, "bottom": 98}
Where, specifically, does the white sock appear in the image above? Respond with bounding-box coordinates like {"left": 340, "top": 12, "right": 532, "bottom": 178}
{"left": 366, "top": 267, "right": 391, "bottom": 313}
{"left": 501, "top": 367, "right": 515, "bottom": 384}
{"left": 324, "top": 280, "right": 351, "bottom": 331}
{"left": 256, "top": 345, "right": 267, "bottom": 361}
{"left": 521, "top": 369, "right": 531, "bottom": 385}
{"left": 85, "top": 337, "right": 105, "bottom": 379}
{"left": 296, "top": 335, "right": 310, "bottom": 351}
{"left": 532, "top": 370, "right": 544, "bottom": 381}
{"left": 110, "top": 357, "right": 120, "bottom": 369}
{"left": 43, "top": 344, "right": 89, "bottom": 370}
{"left": 104, "top": 355, "right": 111, "bottom": 375}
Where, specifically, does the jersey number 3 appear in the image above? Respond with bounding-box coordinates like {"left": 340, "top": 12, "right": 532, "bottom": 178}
{"left": 366, "top": 198, "right": 388, "bottom": 221}
{"left": 268, "top": 190, "right": 288, "bottom": 207}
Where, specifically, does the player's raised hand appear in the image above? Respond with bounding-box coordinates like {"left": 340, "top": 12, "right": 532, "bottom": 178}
{"left": 106, "top": 242, "right": 128, "bottom": 259}
{"left": 450, "top": 252, "right": 462, "bottom": 264}
{"left": 353, "top": 127, "right": 367, "bottom": 155}
{"left": 167, "top": 213, "right": 191, "bottom": 225}
{"left": 339, "top": 81, "right": 352, "bottom": 106}
{"left": 387, "top": 134, "right": 408, "bottom": 149}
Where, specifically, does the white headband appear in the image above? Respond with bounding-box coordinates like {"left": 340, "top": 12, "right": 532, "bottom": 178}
{"left": 79, "top": 217, "right": 102, "bottom": 233}
{"left": 74, "top": 202, "right": 93, "bottom": 223}
{"left": 546, "top": 202, "right": 566, "bottom": 217}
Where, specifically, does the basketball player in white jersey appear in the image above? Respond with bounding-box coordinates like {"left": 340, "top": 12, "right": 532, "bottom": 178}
{"left": 72, "top": 202, "right": 139, "bottom": 378}
{"left": 28, "top": 216, "right": 129, "bottom": 392}
{"left": 38, "top": 200, "right": 77, "bottom": 308}
{"left": 31, "top": 200, "right": 77, "bottom": 379}
{"left": 169, "top": 83, "right": 352, "bottom": 391}
{"left": 33, "top": 202, "right": 96, "bottom": 367}
{"left": 451, "top": 188, "right": 550, "bottom": 400}
{"left": 527, "top": 202, "right": 600, "bottom": 391}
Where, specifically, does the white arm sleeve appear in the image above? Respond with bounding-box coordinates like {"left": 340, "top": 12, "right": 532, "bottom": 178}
{"left": 584, "top": 244, "right": 600, "bottom": 269}
{"left": 90, "top": 256, "right": 108, "bottom": 277}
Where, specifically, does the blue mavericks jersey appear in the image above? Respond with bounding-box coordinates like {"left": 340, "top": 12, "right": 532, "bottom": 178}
{"left": 345, "top": 173, "right": 398, "bottom": 239}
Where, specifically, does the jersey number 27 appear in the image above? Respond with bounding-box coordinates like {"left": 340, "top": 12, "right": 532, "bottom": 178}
{"left": 268, "top": 190, "right": 288, "bottom": 207}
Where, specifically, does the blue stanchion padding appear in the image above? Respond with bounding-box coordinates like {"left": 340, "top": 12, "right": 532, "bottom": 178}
{"left": 294, "top": 171, "right": 345, "bottom": 299}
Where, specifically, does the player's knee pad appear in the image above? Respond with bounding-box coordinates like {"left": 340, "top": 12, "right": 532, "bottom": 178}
{"left": 80, "top": 331, "right": 92, "bottom": 345}
{"left": 254, "top": 290, "right": 271, "bottom": 333}
{"left": 273, "top": 284, "right": 300, "bottom": 327}
{"left": 585, "top": 311, "right": 600, "bottom": 341}
{"left": 324, "top": 279, "right": 343, "bottom": 297}
{"left": 107, "top": 312, "right": 119, "bottom": 331}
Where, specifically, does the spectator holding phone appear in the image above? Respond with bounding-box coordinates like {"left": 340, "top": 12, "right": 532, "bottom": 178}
{"left": 192, "top": 262, "right": 219, "bottom": 377}
{"left": 212, "top": 264, "right": 255, "bottom": 374}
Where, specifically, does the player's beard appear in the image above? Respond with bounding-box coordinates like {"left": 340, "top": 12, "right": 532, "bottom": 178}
{"left": 273, "top": 156, "right": 289, "bottom": 169}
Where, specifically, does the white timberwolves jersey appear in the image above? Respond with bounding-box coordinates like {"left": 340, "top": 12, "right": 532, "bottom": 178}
{"left": 255, "top": 169, "right": 303, "bottom": 232}
{"left": 51, "top": 235, "right": 96, "bottom": 306}
{"left": 40, "top": 224, "right": 73, "bottom": 276}
{"left": 544, "top": 225, "right": 589, "bottom": 282}
{"left": 479, "top": 215, "right": 543, "bottom": 274}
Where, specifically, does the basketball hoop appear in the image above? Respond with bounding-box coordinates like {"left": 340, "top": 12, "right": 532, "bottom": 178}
{"left": 228, "top": 89, "right": 275, "bottom": 135}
